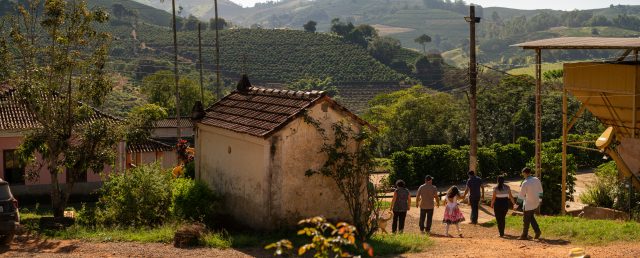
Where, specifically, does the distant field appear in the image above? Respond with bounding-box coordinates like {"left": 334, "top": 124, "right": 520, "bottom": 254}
{"left": 549, "top": 26, "right": 640, "bottom": 37}
{"left": 371, "top": 24, "right": 415, "bottom": 37}
{"left": 508, "top": 62, "right": 565, "bottom": 76}
{"left": 441, "top": 48, "right": 467, "bottom": 67}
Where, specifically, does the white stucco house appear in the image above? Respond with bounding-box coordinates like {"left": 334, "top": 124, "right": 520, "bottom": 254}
{"left": 192, "top": 75, "right": 372, "bottom": 230}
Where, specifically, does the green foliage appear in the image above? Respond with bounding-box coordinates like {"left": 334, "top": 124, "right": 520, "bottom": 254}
{"left": 304, "top": 119, "right": 378, "bottom": 241}
{"left": 286, "top": 77, "right": 339, "bottom": 99}
{"left": 526, "top": 151, "right": 577, "bottom": 215}
{"left": 125, "top": 104, "right": 168, "bottom": 145}
{"left": 128, "top": 27, "right": 406, "bottom": 83}
{"left": 3, "top": 0, "right": 115, "bottom": 217}
{"left": 365, "top": 86, "right": 467, "bottom": 155}
{"left": 171, "top": 178, "right": 221, "bottom": 224}
{"left": 581, "top": 161, "right": 635, "bottom": 214}
{"left": 368, "top": 37, "right": 402, "bottom": 65}
{"left": 265, "top": 217, "right": 373, "bottom": 257}
{"left": 140, "top": 70, "right": 214, "bottom": 116}
{"left": 94, "top": 163, "right": 174, "bottom": 227}
{"left": 303, "top": 20, "right": 317, "bottom": 33}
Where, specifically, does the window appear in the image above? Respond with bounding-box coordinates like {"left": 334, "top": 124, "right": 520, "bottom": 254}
{"left": 3, "top": 150, "right": 25, "bottom": 185}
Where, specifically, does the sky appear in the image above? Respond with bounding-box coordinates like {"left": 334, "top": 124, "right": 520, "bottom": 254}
{"left": 229, "top": 0, "right": 640, "bottom": 10}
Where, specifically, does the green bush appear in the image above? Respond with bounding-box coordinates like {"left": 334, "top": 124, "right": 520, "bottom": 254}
{"left": 171, "top": 178, "right": 221, "bottom": 224}
{"left": 493, "top": 143, "right": 528, "bottom": 178}
{"left": 388, "top": 151, "right": 413, "bottom": 186}
{"left": 94, "top": 163, "right": 173, "bottom": 227}
{"left": 526, "top": 151, "right": 577, "bottom": 215}
{"left": 580, "top": 161, "right": 635, "bottom": 214}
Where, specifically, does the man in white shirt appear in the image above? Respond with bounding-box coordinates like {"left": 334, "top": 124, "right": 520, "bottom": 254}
{"left": 517, "top": 167, "right": 543, "bottom": 240}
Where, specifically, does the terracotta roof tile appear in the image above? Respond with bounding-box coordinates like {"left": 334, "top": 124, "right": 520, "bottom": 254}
{"left": 127, "top": 138, "right": 175, "bottom": 153}
{"left": 153, "top": 117, "right": 194, "bottom": 128}
{"left": 0, "top": 85, "right": 120, "bottom": 131}
{"left": 199, "top": 86, "right": 326, "bottom": 137}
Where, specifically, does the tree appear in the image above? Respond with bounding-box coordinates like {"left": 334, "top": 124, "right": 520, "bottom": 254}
{"left": 368, "top": 37, "right": 401, "bottom": 65}
{"left": 141, "top": 71, "right": 214, "bottom": 117}
{"left": 303, "top": 20, "right": 317, "bottom": 33}
{"left": 209, "top": 17, "right": 227, "bottom": 30}
{"left": 414, "top": 34, "right": 432, "bottom": 55}
{"left": 304, "top": 119, "right": 379, "bottom": 241}
{"left": 286, "top": 77, "right": 339, "bottom": 99}
{"left": 1, "top": 0, "right": 115, "bottom": 217}
{"left": 125, "top": 104, "right": 168, "bottom": 145}
{"left": 184, "top": 15, "right": 200, "bottom": 31}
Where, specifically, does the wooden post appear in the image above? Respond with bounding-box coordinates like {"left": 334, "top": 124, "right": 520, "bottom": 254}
{"left": 171, "top": 0, "right": 181, "bottom": 140}
{"left": 198, "top": 23, "right": 204, "bottom": 103}
{"left": 535, "top": 49, "right": 542, "bottom": 177}
{"left": 561, "top": 86, "right": 568, "bottom": 215}
{"left": 466, "top": 6, "right": 480, "bottom": 173}
{"left": 633, "top": 49, "right": 638, "bottom": 138}
{"left": 214, "top": 0, "right": 222, "bottom": 100}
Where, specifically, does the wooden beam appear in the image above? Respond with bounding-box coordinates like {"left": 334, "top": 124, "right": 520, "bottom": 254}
{"left": 535, "top": 49, "right": 542, "bottom": 177}
{"left": 561, "top": 87, "right": 568, "bottom": 215}
{"left": 617, "top": 49, "right": 633, "bottom": 61}
{"left": 566, "top": 96, "right": 591, "bottom": 132}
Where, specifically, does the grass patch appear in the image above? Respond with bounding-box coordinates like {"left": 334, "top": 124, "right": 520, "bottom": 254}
{"left": 495, "top": 215, "right": 640, "bottom": 245}
{"left": 201, "top": 232, "right": 232, "bottom": 249}
{"left": 45, "top": 224, "right": 179, "bottom": 243}
{"left": 368, "top": 233, "right": 432, "bottom": 255}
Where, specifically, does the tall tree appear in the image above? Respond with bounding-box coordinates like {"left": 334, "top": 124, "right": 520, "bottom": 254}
{"left": 209, "top": 17, "right": 227, "bottom": 30}
{"left": 303, "top": 20, "right": 317, "bottom": 33}
{"left": 1, "top": 0, "right": 115, "bottom": 217}
{"left": 414, "top": 34, "right": 432, "bottom": 55}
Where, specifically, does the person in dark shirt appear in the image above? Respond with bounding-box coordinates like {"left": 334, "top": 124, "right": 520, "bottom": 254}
{"left": 462, "top": 171, "right": 482, "bottom": 224}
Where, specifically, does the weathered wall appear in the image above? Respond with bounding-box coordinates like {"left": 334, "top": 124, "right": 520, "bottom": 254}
{"left": 196, "top": 125, "right": 271, "bottom": 229}
{"left": 270, "top": 100, "right": 358, "bottom": 227}
{"left": 619, "top": 137, "right": 640, "bottom": 177}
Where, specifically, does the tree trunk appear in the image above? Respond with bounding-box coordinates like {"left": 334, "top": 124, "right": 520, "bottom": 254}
{"left": 50, "top": 167, "right": 64, "bottom": 218}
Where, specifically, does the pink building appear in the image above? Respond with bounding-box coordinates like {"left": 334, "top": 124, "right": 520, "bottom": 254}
{"left": 0, "top": 84, "right": 176, "bottom": 196}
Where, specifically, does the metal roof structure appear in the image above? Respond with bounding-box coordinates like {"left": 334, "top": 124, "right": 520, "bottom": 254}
{"left": 512, "top": 37, "right": 640, "bottom": 50}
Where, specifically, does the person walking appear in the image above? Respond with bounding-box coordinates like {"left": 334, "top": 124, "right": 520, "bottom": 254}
{"left": 462, "top": 171, "right": 482, "bottom": 224}
{"left": 443, "top": 186, "right": 465, "bottom": 237}
{"left": 517, "top": 167, "right": 543, "bottom": 240}
{"left": 390, "top": 180, "right": 410, "bottom": 233}
{"left": 416, "top": 175, "right": 440, "bottom": 234}
{"left": 490, "top": 175, "right": 516, "bottom": 237}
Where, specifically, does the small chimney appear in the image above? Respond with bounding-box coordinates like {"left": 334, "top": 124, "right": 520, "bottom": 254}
{"left": 191, "top": 101, "right": 205, "bottom": 121}
{"left": 236, "top": 74, "right": 252, "bottom": 92}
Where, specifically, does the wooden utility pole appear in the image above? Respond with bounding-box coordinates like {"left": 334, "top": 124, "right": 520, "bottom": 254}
{"left": 198, "top": 22, "right": 204, "bottom": 103}
{"left": 465, "top": 6, "right": 481, "bottom": 172}
{"left": 561, "top": 84, "right": 568, "bottom": 215}
{"left": 535, "top": 49, "right": 542, "bottom": 176}
{"left": 171, "top": 0, "right": 182, "bottom": 140}
{"left": 214, "top": 0, "right": 222, "bottom": 100}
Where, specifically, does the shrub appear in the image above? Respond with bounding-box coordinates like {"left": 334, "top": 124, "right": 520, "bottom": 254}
{"left": 388, "top": 151, "right": 413, "bottom": 186}
{"left": 581, "top": 161, "right": 635, "bottom": 214}
{"left": 526, "top": 151, "right": 576, "bottom": 215}
{"left": 171, "top": 178, "right": 221, "bottom": 224}
{"left": 493, "top": 143, "right": 527, "bottom": 178}
{"left": 94, "top": 163, "right": 173, "bottom": 227}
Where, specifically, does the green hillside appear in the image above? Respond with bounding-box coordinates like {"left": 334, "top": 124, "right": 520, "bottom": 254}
{"left": 110, "top": 25, "right": 409, "bottom": 84}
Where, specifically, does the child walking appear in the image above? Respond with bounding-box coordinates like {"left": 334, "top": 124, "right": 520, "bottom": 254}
{"left": 443, "top": 186, "right": 465, "bottom": 237}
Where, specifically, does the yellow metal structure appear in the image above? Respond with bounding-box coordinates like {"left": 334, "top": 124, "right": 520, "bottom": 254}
{"left": 564, "top": 62, "right": 640, "bottom": 189}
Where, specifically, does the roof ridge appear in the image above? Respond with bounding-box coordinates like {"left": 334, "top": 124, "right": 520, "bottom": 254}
{"left": 247, "top": 86, "right": 325, "bottom": 100}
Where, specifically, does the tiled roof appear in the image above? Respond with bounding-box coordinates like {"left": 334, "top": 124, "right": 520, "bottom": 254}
{"left": 200, "top": 86, "right": 326, "bottom": 137}
{"left": 127, "top": 138, "right": 175, "bottom": 153}
{"left": 154, "top": 117, "right": 194, "bottom": 128}
{"left": 0, "top": 84, "right": 120, "bottom": 131}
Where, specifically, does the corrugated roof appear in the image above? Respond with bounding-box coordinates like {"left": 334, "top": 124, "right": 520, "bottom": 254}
{"left": 512, "top": 37, "right": 640, "bottom": 49}
{"left": 127, "top": 138, "right": 175, "bottom": 153}
{"left": 199, "top": 86, "right": 326, "bottom": 137}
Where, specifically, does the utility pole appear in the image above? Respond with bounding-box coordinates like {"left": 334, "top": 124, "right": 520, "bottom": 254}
{"left": 465, "top": 6, "right": 481, "bottom": 173}
{"left": 198, "top": 22, "right": 204, "bottom": 103}
{"left": 214, "top": 0, "right": 222, "bottom": 100}
{"left": 171, "top": 0, "right": 182, "bottom": 141}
